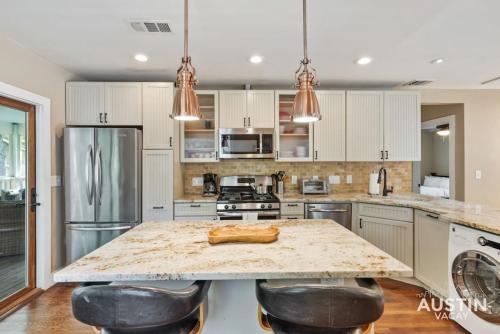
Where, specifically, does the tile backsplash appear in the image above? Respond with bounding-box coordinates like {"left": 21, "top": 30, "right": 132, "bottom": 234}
{"left": 182, "top": 161, "right": 412, "bottom": 194}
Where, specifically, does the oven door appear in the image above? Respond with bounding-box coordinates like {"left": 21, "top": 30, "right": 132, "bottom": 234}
{"left": 217, "top": 210, "right": 280, "bottom": 220}
{"left": 219, "top": 129, "right": 274, "bottom": 159}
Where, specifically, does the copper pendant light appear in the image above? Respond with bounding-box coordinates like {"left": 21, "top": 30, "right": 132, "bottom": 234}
{"left": 171, "top": 0, "right": 201, "bottom": 121}
{"left": 291, "top": 0, "right": 321, "bottom": 123}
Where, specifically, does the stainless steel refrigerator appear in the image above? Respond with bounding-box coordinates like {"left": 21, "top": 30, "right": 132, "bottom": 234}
{"left": 64, "top": 127, "right": 142, "bottom": 263}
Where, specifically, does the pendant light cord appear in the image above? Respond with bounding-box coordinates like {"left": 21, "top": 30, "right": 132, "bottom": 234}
{"left": 303, "top": 0, "right": 308, "bottom": 63}
{"left": 184, "top": 0, "right": 188, "bottom": 59}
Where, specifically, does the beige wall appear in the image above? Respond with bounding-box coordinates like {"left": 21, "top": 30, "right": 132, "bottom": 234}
{"left": 0, "top": 34, "right": 80, "bottom": 269}
{"left": 420, "top": 91, "right": 500, "bottom": 206}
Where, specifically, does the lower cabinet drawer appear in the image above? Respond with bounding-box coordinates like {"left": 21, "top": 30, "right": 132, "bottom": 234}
{"left": 174, "top": 203, "right": 217, "bottom": 217}
{"left": 281, "top": 215, "right": 304, "bottom": 220}
{"left": 174, "top": 216, "right": 218, "bottom": 221}
{"left": 281, "top": 202, "right": 304, "bottom": 216}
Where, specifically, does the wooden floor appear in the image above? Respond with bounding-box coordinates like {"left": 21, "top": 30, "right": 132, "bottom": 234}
{"left": 0, "top": 279, "right": 469, "bottom": 334}
{"left": 0, "top": 255, "right": 25, "bottom": 300}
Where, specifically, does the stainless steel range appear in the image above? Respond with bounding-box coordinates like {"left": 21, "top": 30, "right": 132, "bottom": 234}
{"left": 216, "top": 176, "right": 280, "bottom": 220}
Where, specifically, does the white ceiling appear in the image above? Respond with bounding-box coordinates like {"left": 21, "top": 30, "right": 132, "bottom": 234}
{"left": 1, "top": 0, "right": 500, "bottom": 88}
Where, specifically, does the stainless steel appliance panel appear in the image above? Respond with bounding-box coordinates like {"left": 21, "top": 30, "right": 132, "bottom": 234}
{"left": 64, "top": 128, "right": 95, "bottom": 222}
{"left": 66, "top": 223, "right": 136, "bottom": 263}
{"left": 305, "top": 203, "right": 351, "bottom": 229}
{"left": 95, "top": 128, "right": 142, "bottom": 223}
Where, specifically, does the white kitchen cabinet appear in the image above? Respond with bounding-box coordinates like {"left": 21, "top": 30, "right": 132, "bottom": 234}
{"left": 358, "top": 215, "right": 414, "bottom": 269}
{"left": 415, "top": 210, "right": 449, "bottom": 298}
{"left": 313, "top": 91, "right": 346, "bottom": 161}
{"left": 219, "top": 90, "right": 274, "bottom": 129}
{"left": 180, "top": 90, "right": 219, "bottom": 162}
{"left": 246, "top": 90, "right": 275, "bottom": 128}
{"left": 346, "top": 91, "right": 384, "bottom": 161}
{"left": 383, "top": 91, "right": 421, "bottom": 161}
{"left": 219, "top": 90, "right": 247, "bottom": 128}
{"left": 142, "top": 82, "right": 174, "bottom": 149}
{"left": 174, "top": 202, "right": 217, "bottom": 221}
{"left": 104, "top": 82, "right": 142, "bottom": 125}
{"left": 142, "top": 150, "right": 173, "bottom": 221}
{"left": 66, "top": 82, "right": 105, "bottom": 125}
{"left": 275, "top": 90, "right": 313, "bottom": 161}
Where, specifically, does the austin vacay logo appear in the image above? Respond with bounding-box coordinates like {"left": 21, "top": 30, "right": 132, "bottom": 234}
{"left": 417, "top": 290, "right": 489, "bottom": 320}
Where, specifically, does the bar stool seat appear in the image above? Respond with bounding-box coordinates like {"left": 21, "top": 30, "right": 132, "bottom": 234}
{"left": 256, "top": 278, "right": 384, "bottom": 334}
{"left": 72, "top": 280, "right": 211, "bottom": 334}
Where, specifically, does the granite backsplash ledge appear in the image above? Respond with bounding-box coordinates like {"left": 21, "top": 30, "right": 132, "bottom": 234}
{"left": 182, "top": 161, "right": 412, "bottom": 195}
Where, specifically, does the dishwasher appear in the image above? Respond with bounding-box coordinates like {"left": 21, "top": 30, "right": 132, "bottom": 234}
{"left": 305, "top": 203, "right": 352, "bottom": 230}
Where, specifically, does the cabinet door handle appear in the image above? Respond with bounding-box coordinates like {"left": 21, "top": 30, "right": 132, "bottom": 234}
{"left": 190, "top": 204, "right": 201, "bottom": 208}
{"left": 169, "top": 136, "right": 173, "bottom": 147}
{"left": 286, "top": 217, "right": 298, "bottom": 220}
{"left": 215, "top": 151, "right": 218, "bottom": 160}
{"left": 104, "top": 113, "right": 108, "bottom": 124}
{"left": 152, "top": 206, "right": 164, "bottom": 210}
{"left": 275, "top": 151, "right": 279, "bottom": 160}
{"left": 248, "top": 117, "right": 251, "bottom": 127}
{"left": 99, "top": 113, "right": 103, "bottom": 123}
{"left": 426, "top": 214, "right": 439, "bottom": 219}
{"left": 244, "top": 117, "right": 247, "bottom": 127}
{"left": 385, "top": 150, "right": 388, "bottom": 159}
{"left": 287, "top": 204, "right": 299, "bottom": 207}
{"left": 315, "top": 151, "right": 318, "bottom": 160}
{"left": 380, "top": 150, "right": 384, "bottom": 160}
{"left": 359, "top": 218, "right": 363, "bottom": 229}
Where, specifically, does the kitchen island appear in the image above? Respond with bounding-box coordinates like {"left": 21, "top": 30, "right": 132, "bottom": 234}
{"left": 55, "top": 219, "right": 411, "bottom": 333}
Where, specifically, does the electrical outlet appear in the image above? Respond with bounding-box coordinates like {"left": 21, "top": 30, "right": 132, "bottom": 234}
{"left": 475, "top": 170, "right": 482, "bottom": 180}
{"left": 333, "top": 176, "right": 341, "bottom": 184}
{"left": 328, "top": 175, "right": 335, "bottom": 184}
{"left": 346, "top": 175, "right": 353, "bottom": 184}
{"left": 192, "top": 177, "right": 203, "bottom": 186}
{"left": 291, "top": 175, "right": 298, "bottom": 185}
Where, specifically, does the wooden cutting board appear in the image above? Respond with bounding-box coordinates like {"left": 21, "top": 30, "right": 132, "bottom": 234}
{"left": 208, "top": 225, "right": 279, "bottom": 245}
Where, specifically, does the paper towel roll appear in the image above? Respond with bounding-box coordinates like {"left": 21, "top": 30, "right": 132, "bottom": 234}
{"left": 368, "top": 173, "right": 380, "bottom": 195}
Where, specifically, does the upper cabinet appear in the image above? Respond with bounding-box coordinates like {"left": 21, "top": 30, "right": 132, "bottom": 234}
{"left": 180, "top": 90, "right": 219, "bottom": 162}
{"left": 346, "top": 91, "right": 384, "bottom": 161}
{"left": 142, "top": 82, "right": 174, "bottom": 149}
{"left": 383, "top": 91, "right": 421, "bottom": 161}
{"left": 66, "top": 82, "right": 105, "bottom": 126}
{"left": 346, "top": 90, "right": 420, "bottom": 161}
{"left": 105, "top": 82, "right": 142, "bottom": 125}
{"left": 313, "top": 91, "right": 346, "bottom": 161}
{"left": 66, "top": 82, "right": 142, "bottom": 126}
{"left": 219, "top": 90, "right": 274, "bottom": 129}
{"left": 275, "top": 90, "right": 313, "bottom": 161}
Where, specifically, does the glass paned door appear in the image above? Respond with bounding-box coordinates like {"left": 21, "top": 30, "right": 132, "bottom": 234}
{"left": 0, "top": 96, "right": 36, "bottom": 312}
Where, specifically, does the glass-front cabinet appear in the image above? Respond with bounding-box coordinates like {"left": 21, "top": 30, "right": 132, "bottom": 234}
{"left": 274, "top": 90, "right": 313, "bottom": 161}
{"left": 180, "top": 90, "right": 219, "bottom": 162}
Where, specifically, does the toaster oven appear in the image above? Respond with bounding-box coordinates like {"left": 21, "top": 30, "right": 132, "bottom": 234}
{"left": 300, "top": 179, "right": 329, "bottom": 194}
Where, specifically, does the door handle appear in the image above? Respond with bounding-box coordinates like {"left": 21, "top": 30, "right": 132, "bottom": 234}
{"left": 244, "top": 117, "right": 247, "bottom": 127}
{"left": 190, "top": 204, "right": 201, "bottom": 208}
{"left": 169, "top": 136, "right": 173, "bottom": 147}
{"left": 380, "top": 150, "right": 384, "bottom": 160}
{"left": 315, "top": 151, "right": 318, "bottom": 160}
{"left": 248, "top": 117, "right": 251, "bottom": 127}
{"left": 276, "top": 151, "right": 279, "bottom": 160}
{"left": 152, "top": 206, "right": 164, "bottom": 210}
{"left": 68, "top": 226, "right": 133, "bottom": 232}
{"left": 385, "top": 150, "right": 388, "bottom": 159}
{"left": 99, "top": 113, "right": 103, "bottom": 123}
{"left": 287, "top": 204, "right": 299, "bottom": 207}
{"left": 308, "top": 209, "right": 348, "bottom": 213}
{"left": 86, "top": 145, "right": 94, "bottom": 205}
{"left": 95, "top": 147, "right": 103, "bottom": 205}
{"left": 359, "top": 218, "right": 363, "bottom": 229}
{"left": 426, "top": 214, "right": 439, "bottom": 219}
{"left": 104, "top": 113, "right": 108, "bottom": 124}
{"left": 30, "top": 188, "right": 41, "bottom": 212}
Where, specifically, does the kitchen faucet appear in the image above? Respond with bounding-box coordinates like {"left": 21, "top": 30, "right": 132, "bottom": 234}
{"left": 377, "top": 167, "right": 393, "bottom": 196}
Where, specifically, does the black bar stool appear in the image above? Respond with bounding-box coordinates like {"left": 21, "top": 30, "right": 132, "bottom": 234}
{"left": 72, "top": 280, "right": 211, "bottom": 334}
{"left": 256, "top": 278, "right": 384, "bottom": 334}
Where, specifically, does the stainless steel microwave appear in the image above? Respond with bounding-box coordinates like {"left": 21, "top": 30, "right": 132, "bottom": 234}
{"left": 219, "top": 128, "right": 274, "bottom": 159}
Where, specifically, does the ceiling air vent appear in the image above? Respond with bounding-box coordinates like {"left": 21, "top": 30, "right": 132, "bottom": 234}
{"left": 129, "top": 21, "right": 171, "bottom": 33}
{"left": 402, "top": 80, "right": 433, "bottom": 86}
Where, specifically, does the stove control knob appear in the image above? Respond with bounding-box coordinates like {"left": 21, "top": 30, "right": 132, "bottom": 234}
{"left": 224, "top": 205, "right": 229, "bottom": 210}
{"left": 260, "top": 204, "right": 265, "bottom": 209}
{"left": 232, "top": 204, "right": 237, "bottom": 209}
{"left": 268, "top": 204, "right": 273, "bottom": 209}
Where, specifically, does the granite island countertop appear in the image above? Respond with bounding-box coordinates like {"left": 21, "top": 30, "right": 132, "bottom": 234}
{"left": 53, "top": 219, "right": 412, "bottom": 283}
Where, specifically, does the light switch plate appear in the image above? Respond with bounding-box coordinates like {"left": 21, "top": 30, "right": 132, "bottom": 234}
{"left": 51, "top": 175, "right": 62, "bottom": 187}
{"left": 291, "top": 175, "right": 298, "bottom": 184}
{"left": 475, "top": 170, "right": 482, "bottom": 180}
{"left": 192, "top": 177, "right": 203, "bottom": 186}
{"left": 346, "top": 175, "right": 353, "bottom": 184}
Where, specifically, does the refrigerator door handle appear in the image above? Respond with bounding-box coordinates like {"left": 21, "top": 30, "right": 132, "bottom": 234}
{"left": 67, "top": 225, "right": 133, "bottom": 232}
{"left": 86, "top": 145, "right": 94, "bottom": 205}
{"left": 95, "top": 146, "right": 103, "bottom": 205}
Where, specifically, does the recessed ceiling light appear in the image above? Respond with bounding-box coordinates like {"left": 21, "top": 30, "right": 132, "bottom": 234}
{"left": 249, "top": 55, "right": 263, "bottom": 64}
{"left": 134, "top": 53, "right": 148, "bottom": 62}
{"left": 430, "top": 58, "right": 445, "bottom": 64}
{"left": 355, "top": 57, "right": 372, "bottom": 65}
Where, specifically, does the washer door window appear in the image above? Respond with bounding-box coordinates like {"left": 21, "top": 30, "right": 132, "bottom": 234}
{"left": 452, "top": 250, "right": 500, "bottom": 323}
